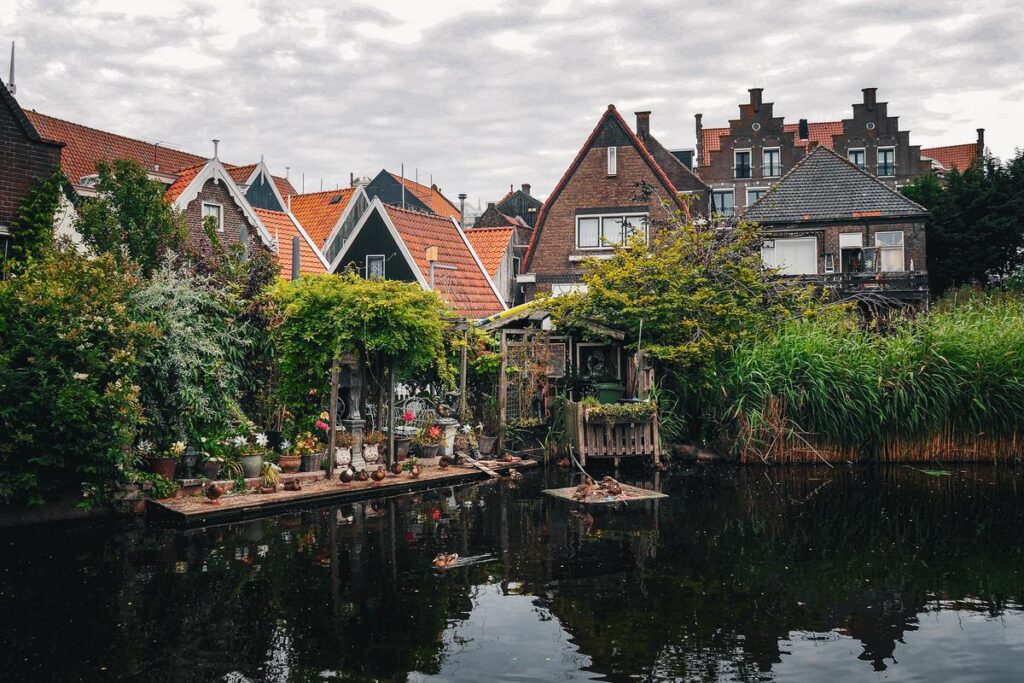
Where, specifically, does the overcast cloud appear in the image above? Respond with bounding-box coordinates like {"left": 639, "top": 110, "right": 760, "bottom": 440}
{"left": 3, "top": 0, "right": 1022, "bottom": 206}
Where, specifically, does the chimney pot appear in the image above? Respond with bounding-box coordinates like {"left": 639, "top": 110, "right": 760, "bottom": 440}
{"left": 798, "top": 119, "right": 809, "bottom": 140}
{"left": 635, "top": 111, "right": 651, "bottom": 137}
{"left": 749, "top": 88, "right": 763, "bottom": 111}
{"left": 862, "top": 87, "right": 877, "bottom": 110}
{"left": 487, "top": 202, "right": 496, "bottom": 210}
{"left": 521, "top": 183, "right": 531, "bottom": 196}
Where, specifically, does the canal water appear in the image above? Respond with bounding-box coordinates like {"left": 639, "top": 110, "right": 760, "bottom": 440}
{"left": 2, "top": 464, "right": 1023, "bottom": 682}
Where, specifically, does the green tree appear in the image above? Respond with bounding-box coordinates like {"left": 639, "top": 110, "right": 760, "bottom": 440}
{"left": 0, "top": 245, "right": 154, "bottom": 504}
{"left": 76, "top": 158, "right": 187, "bottom": 275}
{"left": 902, "top": 151, "right": 1024, "bottom": 297}
{"left": 7, "top": 171, "right": 65, "bottom": 268}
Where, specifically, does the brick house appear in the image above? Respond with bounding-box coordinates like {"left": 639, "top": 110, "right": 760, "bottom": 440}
{"left": 522, "top": 105, "right": 709, "bottom": 298}
{"left": 0, "top": 79, "right": 63, "bottom": 267}
{"left": 20, "top": 110, "right": 325, "bottom": 276}
{"left": 744, "top": 145, "right": 929, "bottom": 303}
{"left": 697, "top": 88, "right": 982, "bottom": 215}
{"left": 494, "top": 183, "right": 543, "bottom": 228}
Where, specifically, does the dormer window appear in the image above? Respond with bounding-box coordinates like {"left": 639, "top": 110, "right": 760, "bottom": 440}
{"left": 607, "top": 147, "right": 617, "bottom": 176}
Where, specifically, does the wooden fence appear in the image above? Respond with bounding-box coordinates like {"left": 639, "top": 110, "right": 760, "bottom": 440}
{"left": 565, "top": 401, "right": 660, "bottom": 467}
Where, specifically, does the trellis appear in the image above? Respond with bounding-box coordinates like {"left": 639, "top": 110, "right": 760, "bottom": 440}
{"left": 497, "top": 329, "right": 562, "bottom": 450}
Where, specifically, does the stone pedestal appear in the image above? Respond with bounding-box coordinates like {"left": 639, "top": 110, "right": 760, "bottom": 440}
{"left": 437, "top": 417, "right": 459, "bottom": 457}
{"left": 344, "top": 418, "right": 367, "bottom": 471}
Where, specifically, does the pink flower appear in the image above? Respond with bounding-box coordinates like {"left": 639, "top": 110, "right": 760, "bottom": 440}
{"left": 316, "top": 420, "right": 329, "bottom": 431}
{"left": 402, "top": 410, "right": 415, "bottom": 423}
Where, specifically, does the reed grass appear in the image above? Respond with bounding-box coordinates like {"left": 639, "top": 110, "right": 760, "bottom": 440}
{"left": 718, "top": 289, "right": 1024, "bottom": 463}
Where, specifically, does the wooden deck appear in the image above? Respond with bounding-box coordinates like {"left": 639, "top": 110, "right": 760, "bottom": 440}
{"left": 542, "top": 483, "right": 667, "bottom": 505}
{"left": 147, "top": 459, "right": 536, "bottom": 526}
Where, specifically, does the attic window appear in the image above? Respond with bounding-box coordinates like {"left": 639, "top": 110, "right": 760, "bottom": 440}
{"left": 329, "top": 194, "right": 344, "bottom": 205}
{"left": 607, "top": 147, "right": 617, "bottom": 176}
{"left": 202, "top": 202, "right": 223, "bottom": 232}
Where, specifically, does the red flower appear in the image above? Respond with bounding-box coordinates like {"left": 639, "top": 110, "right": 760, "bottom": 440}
{"left": 402, "top": 410, "right": 415, "bottom": 423}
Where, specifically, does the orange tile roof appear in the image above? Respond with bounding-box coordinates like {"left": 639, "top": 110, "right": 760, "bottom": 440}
{"left": 226, "top": 163, "right": 258, "bottom": 184}
{"left": 253, "top": 208, "right": 327, "bottom": 279}
{"left": 288, "top": 188, "right": 356, "bottom": 247}
{"left": 382, "top": 205, "right": 504, "bottom": 318}
{"left": 700, "top": 121, "right": 844, "bottom": 166}
{"left": 389, "top": 173, "right": 462, "bottom": 220}
{"left": 921, "top": 144, "right": 977, "bottom": 171}
{"left": 26, "top": 110, "right": 205, "bottom": 186}
{"left": 465, "top": 227, "right": 515, "bottom": 277}
{"left": 163, "top": 161, "right": 206, "bottom": 203}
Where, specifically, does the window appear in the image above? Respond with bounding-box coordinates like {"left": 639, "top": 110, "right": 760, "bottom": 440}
{"left": 875, "top": 231, "right": 904, "bottom": 272}
{"left": 747, "top": 188, "right": 768, "bottom": 206}
{"left": 848, "top": 148, "right": 866, "bottom": 170}
{"left": 734, "top": 150, "right": 751, "bottom": 178}
{"left": 762, "top": 236, "right": 818, "bottom": 275}
{"left": 202, "top": 202, "right": 223, "bottom": 232}
{"left": 763, "top": 148, "right": 781, "bottom": 177}
{"left": 366, "top": 254, "right": 385, "bottom": 279}
{"left": 575, "top": 213, "right": 647, "bottom": 249}
{"left": 607, "top": 146, "right": 617, "bottom": 176}
{"left": 551, "top": 283, "right": 588, "bottom": 296}
{"left": 712, "top": 190, "right": 735, "bottom": 217}
{"left": 512, "top": 256, "right": 521, "bottom": 275}
{"left": 877, "top": 147, "right": 896, "bottom": 177}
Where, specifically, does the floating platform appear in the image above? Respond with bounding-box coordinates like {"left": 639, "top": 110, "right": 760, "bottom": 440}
{"left": 542, "top": 483, "right": 667, "bottom": 505}
{"left": 147, "top": 459, "right": 536, "bottom": 527}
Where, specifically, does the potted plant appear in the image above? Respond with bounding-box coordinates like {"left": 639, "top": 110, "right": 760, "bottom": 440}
{"left": 395, "top": 409, "right": 415, "bottom": 460}
{"left": 141, "top": 440, "right": 183, "bottom": 480}
{"left": 228, "top": 433, "right": 268, "bottom": 479}
{"left": 363, "top": 430, "right": 385, "bottom": 464}
{"left": 258, "top": 462, "right": 281, "bottom": 493}
{"left": 332, "top": 431, "right": 355, "bottom": 469}
{"left": 292, "top": 431, "right": 321, "bottom": 472}
{"left": 414, "top": 423, "right": 443, "bottom": 459}
{"left": 277, "top": 437, "right": 301, "bottom": 474}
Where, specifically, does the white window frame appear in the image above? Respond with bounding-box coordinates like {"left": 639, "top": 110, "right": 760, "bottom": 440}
{"left": 365, "top": 253, "right": 386, "bottom": 279}
{"left": 877, "top": 146, "right": 896, "bottom": 177}
{"left": 202, "top": 202, "right": 224, "bottom": 232}
{"left": 762, "top": 147, "right": 781, "bottom": 177}
{"left": 607, "top": 146, "right": 617, "bottom": 176}
{"left": 575, "top": 213, "right": 648, "bottom": 250}
{"left": 838, "top": 232, "right": 864, "bottom": 273}
{"left": 874, "top": 230, "right": 905, "bottom": 272}
{"left": 848, "top": 148, "right": 866, "bottom": 170}
{"left": 746, "top": 187, "right": 769, "bottom": 207}
{"left": 761, "top": 236, "right": 818, "bottom": 275}
{"left": 734, "top": 148, "right": 752, "bottom": 179}
{"left": 712, "top": 189, "right": 735, "bottom": 216}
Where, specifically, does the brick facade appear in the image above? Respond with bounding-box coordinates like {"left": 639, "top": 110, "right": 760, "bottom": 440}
{"left": 180, "top": 177, "right": 265, "bottom": 260}
{"left": 524, "top": 107, "right": 684, "bottom": 298}
{"left": 764, "top": 220, "right": 927, "bottom": 276}
{"left": 0, "top": 86, "right": 62, "bottom": 229}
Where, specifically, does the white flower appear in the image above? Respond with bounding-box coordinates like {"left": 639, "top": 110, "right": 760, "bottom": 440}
{"left": 254, "top": 433, "right": 269, "bottom": 447}
{"left": 231, "top": 435, "right": 248, "bottom": 448}
{"left": 73, "top": 372, "right": 89, "bottom": 381}
{"left": 136, "top": 440, "right": 154, "bottom": 455}
{"left": 200, "top": 437, "right": 207, "bottom": 444}
{"left": 171, "top": 441, "right": 187, "bottom": 455}
{"left": 280, "top": 439, "right": 292, "bottom": 451}
{"left": 270, "top": 464, "right": 282, "bottom": 472}
{"left": 460, "top": 425, "right": 470, "bottom": 433}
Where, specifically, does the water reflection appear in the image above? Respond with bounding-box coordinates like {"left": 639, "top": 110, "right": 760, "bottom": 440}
{"left": 1, "top": 465, "right": 1023, "bottom": 681}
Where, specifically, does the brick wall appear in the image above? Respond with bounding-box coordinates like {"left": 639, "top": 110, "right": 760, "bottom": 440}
{"left": 0, "top": 94, "right": 62, "bottom": 227}
{"left": 528, "top": 143, "right": 678, "bottom": 295}
{"left": 180, "top": 177, "right": 267, "bottom": 259}
{"left": 766, "top": 219, "right": 927, "bottom": 274}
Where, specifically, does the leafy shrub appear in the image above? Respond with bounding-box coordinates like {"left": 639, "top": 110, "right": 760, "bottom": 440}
{"left": 0, "top": 246, "right": 153, "bottom": 503}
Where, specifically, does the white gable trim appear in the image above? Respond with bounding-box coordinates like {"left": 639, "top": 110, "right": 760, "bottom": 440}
{"left": 332, "top": 197, "right": 427, "bottom": 288}
{"left": 242, "top": 160, "right": 291, "bottom": 212}
{"left": 453, "top": 217, "right": 508, "bottom": 312}
{"left": 321, "top": 185, "right": 371, "bottom": 259}
{"left": 171, "top": 158, "right": 276, "bottom": 251}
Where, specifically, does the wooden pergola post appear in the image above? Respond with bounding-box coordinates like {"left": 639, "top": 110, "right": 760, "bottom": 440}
{"left": 458, "top": 323, "right": 469, "bottom": 423}
{"left": 497, "top": 330, "right": 508, "bottom": 453}
{"left": 387, "top": 357, "right": 397, "bottom": 467}
{"left": 326, "top": 355, "right": 340, "bottom": 479}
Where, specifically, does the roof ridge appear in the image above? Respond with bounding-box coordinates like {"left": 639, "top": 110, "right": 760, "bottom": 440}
{"left": 28, "top": 109, "right": 201, "bottom": 159}
{"left": 466, "top": 225, "right": 515, "bottom": 232}
{"left": 291, "top": 187, "right": 354, "bottom": 198}
{"left": 813, "top": 145, "right": 929, "bottom": 211}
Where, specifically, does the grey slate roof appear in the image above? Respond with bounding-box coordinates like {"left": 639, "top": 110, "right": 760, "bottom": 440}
{"left": 744, "top": 145, "right": 927, "bottom": 224}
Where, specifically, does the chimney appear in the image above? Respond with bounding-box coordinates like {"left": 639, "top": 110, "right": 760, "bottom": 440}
{"left": 635, "top": 111, "right": 651, "bottom": 138}
{"left": 7, "top": 41, "right": 15, "bottom": 95}
{"left": 291, "top": 236, "right": 300, "bottom": 280}
{"left": 521, "top": 183, "right": 531, "bottom": 196}
{"left": 487, "top": 202, "right": 496, "bottom": 211}
{"left": 862, "top": 87, "right": 877, "bottom": 111}
{"left": 976, "top": 128, "right": 986, "bottom": 162}
{"left": 749, "top": 88, "right": 763, "bottom": 112}
{"left": 695, "top": 113, "right": 703, "bottom": 166}
{"left": 458, "top": 193, "right": 467, "bottom": 224}
{"left": 211, "top": 139, "right": 220, "bottom": 159}
{"left": 798, "top": 119, "right": 809, "bottom": 140}
{"left": 350, "top": 172, "right": 354, "bottom": 187}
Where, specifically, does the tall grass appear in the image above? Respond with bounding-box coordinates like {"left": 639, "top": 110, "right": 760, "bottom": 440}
{"left": 718, "top": 289, "right": 1024, "bottom": 463}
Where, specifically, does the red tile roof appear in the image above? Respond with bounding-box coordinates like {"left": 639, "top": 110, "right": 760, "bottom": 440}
{"left": 699, "top": 121, "right": 844, "bottom": 166}
{"left": 26, "top": 110, "right": 205, "bottom": 186}
{"left": 253, "top": 208, "right": 327, "bottom": 279}
{"left": 382, "top": 204, "right": 504, "bottom": 318}
{"left": 288, "top": 188, "right": 356, "bottom": 246}
{"left": 921, "top": 144, "right": 977, "bottom": 171}
{"left": 163, "top": 161, "right": 206, "bottom": 203}
{"left": 465, "top": 227, "right": 515, "bottom": 277}
{"left": 226, "top": 163, "right": 258, "bottom": 184}
{"left": 389, "top": 173, "right": 462, "bottom": 220}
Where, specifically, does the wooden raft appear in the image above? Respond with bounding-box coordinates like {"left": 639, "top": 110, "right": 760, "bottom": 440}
{"left": 542, "top": 483, "right": 667, "bottom": 505}
{"left": 565, "top": 401, "right": 661, "bottom": 466}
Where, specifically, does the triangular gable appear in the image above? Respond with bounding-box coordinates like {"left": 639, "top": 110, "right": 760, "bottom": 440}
{"left": 523, "top": 104, "right": 686, "bottom": 271}
{"left": 364, "top": 170, "right": 434, "bottom": 214}
{"left": 744, "top": 145, "right": 928, "bottom": 224}
{"left": 167, "top": 157, "right": 276, "bottom": 249}
{"left": 238, "top": 161, "right": 286, "bottom": 212}
{"left": 253, "top": 208, "right": 329, "bottom": 278}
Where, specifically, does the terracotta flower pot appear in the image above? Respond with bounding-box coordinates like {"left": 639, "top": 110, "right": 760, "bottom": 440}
{"left": 395, "top": 437, "right": 412, "bottom": 460}
{"left": 278, "top": 454, "right": 301, "bottom": 474}
{"left": 146, "top": 456, "right": 177, "bottom": 480}
{"left": 198, "top": 460, "right": 221, "bottom": 480}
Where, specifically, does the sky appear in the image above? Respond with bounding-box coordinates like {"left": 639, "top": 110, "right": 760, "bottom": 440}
{"left": 3, "top": 0, "right": 1022, "bottom": 207}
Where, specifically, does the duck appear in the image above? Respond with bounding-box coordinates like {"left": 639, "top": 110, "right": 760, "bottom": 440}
{"left": 205, "top": 482, "right": 228, "bottom": 505}
{"left": 409, "top": 463, "right": 422, "bottom": 478}
{"left": 355, "top": 469, "right": 370, "bottom": 482}
{"left": 438, "top": 456, "right": 451, "bottom": 469}
{"left": 390, "top": 461, "right": 403, "bottom": 476}
{"left": 432, "top": 553, "right": 459, "bottom": 570}
{"left": 284, "top": 479, "right": 302, "bottom": 492}
{"left": 556, "top": 458, "right": 571, "bottom": 468}
{"left": 600, "top": 476, "right": 623, "bottom": 496}
{"left": 371, "top": 466, "right": 387, "bottom": 482}
{"left": 338, "top": 468, "right": 354, "bottom": 484}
